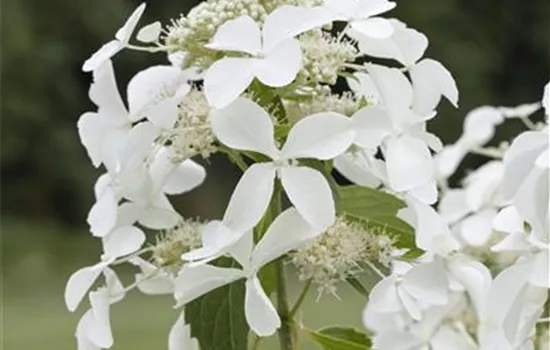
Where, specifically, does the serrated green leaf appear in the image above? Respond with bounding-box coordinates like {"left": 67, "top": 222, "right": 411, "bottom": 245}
{"left": 307, "top": 326, "right": 372, "bottom": 350}
{"left": 337, "top": 185, "right": 422, "bottom": 258}
{"left": 185, "top": 259, "right": 248, "bottom": 350}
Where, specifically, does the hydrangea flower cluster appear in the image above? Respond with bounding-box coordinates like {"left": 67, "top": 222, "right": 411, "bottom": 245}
{"left": 65, "top": 0, "right": 548, "bottom": 349}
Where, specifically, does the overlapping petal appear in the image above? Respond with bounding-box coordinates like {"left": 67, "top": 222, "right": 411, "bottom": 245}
{"left": 245, "top": 276, "right": 281, "bottom": 336}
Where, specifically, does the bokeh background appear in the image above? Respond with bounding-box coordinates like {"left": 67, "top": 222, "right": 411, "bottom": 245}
{"left": 1, "top": 0, "right": 549, "bottom": 349}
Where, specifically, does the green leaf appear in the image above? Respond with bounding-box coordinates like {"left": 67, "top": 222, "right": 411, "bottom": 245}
{"left": 345, "top": 276, "right": 369, "bottom": 297}
{"left": 337, "top": 185, "right": 422, "bottom": 258}
{"left": 307, "top": 326, "right": 372, "bottom": 350}
{"left": 185, "top": 260, "right": 248, "bottom": 350}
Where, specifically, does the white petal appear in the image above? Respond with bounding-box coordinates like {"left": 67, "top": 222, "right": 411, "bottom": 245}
{"left": 529, "top": 250, "right": 549, "bottom": 288}
{"left": 351, "top": 19, "right": 427, "bottom": 66}
{"left": 486, "top": 263, "right": 530, "bottom": 329}
{"left": 102, "top": 268, "right": 125, "bottom": 303}
{"left": 131, "top": 258, "right": 174, "bottom": 295}
{"left": 399, "top": 197, "right": 460, "bottom": 256}
{"left": 78, "top": 113, "right": 107, "bottom": 167}
{"left": 491, "top": 232, "right": 531, "bottom": 252}
{"left": 262, "top": 5, "right": 335, "bottom": 53}
{"left": 127, "top": 65, "right": 190, "bottom": 119}
{"left": 137, "top": 21, "right": 162, "bottom": 43}
{"left": 493, "top": 205, "right": 524, "bottom": 234}
{"left": 410, "top": 59, "right": 458, "bottom": 115}
{"left": 351, "top": 17, "right": 394, "bottom": 39}
{"left": 460, "top": 212, "right": 495, "bottom": 247}
{"left": 76, "top": 311, "right": 101, "bottom": 349}
{"left": 149, "top": 148, "right": 206, "bottom": 195}
{"left": 87, "top": 290, "right": 113, "bottom": 348}
{"left": 226, "top": 230, "right": 254, "bottom": 270}
{"left": 89, "top": 60, "right": 128, "bottom": 120}
{"left": 280, "top": 166, "right": 335, "bottom": 230}
{"left": 255, "top": 39, "right": 302, "bottom": 87}
{"left": 438, "top": 189, "right": 469, "bottom": 224}
{"left": 245, "top": 276, "right": 281, "bottom": 336}
{"left": 357, "top": 0, "right": 396, "bottom": 18}
{"left": 102, "top": 225, "right": 145, "bottom": 258}
{"left": 138, "top": 205, "right": 180, "bottom": 230}
{"left": 119, "top": 121, "right": 158, "bottom": 170}
{"left": 65, "top": 263, "right": 107, "bottom": 312}
{"left": 435, "top": 142, "right": 469, "bottom": 178}
{"left": 447, "top": 257, "right": 491, "bottom": 317}
{"left": 366, "top": 63, "right": 413, "bottom": 114}
{"left": 87, "top": 187, "right": 118, "bottom": 237}
{"left": 204, "top": 58, "right": 258, "bottom": 108}
{"left": 169, "top": 315, "right": 199, "bottom": 350}
{"left": 502, "top": 130, "right": 548, "bottom": 199}
{"left": 480, "top": 330, "right": 512, "bottom": 350}
{"left": 351, "top": 106, "right": 393, "bottom": 150}
{"left": 385, "top": 136, "right": 434, "bottom": 192}
{"left": 114, "top": 3, "right": 146, "bottom": 44}
{"left": 181, "top": 222, "right": 242, "bottom": 265}
{"left": 397, "top": 286, "right": 422, "bottom": 321}
{"left": 164, "top": 160, "right": 206, "bottom": 195}
{"left": 210, "top": 97, "right": 278, "bottom": 157}
{"left": 347, "top": 72, "right": 381, "bottom": 103}
{"left": 82, "top": 41, "right": 124, "bottom": 72}
{"left": 368, "top": 275, "right": 402, "bottom": 313}
{"left": 281, "top": 112, "right": 354, "bottom": 160}
{"left": 462, "top": 106, "right": 504, "bottom": 145}
{"left": 373, "top": 331, "right": 422, "bottom": 350}
{"left": 223, "top": 163, "right": 276, "bottom": 232}
{"left": 205, "top": 16, "right": 262, "bottom": 55}
{"left": 334, "top": 153, "right": 383, "bottom": 188}
{"left": 251, "top": 208, "right": 320, "bottom": 269}
{"left": 402, "top": 260, "right": 448, "bottom": 305}
{"left": 407, "top": 181, "right": 438, "bottom": 205}
{"left": 174, "top": 265, "right": 244, "bottom": 305}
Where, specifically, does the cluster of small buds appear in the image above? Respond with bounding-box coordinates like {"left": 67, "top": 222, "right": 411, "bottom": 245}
{"left": 296, "top": 91, "right": 365, "bottom": 119}
{"left": 152, "top": 219, "right": 204, "bottom": 271}
{"left": 164, "top": 0, "right": 267, "bottom": 68}
{"left": 260, "top": 0, "right": 323, "bottom": 13}
{"left": 170, "top": 88, "right": 217, "bottom": 161}
{"left": 299, "top": 30, "right": 358, "bottom": 85}
{"left": 290, "top": 216, "right": 394, "bottom": 297}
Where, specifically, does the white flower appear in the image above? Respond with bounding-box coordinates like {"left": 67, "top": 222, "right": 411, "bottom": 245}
{"left": 398, "top": 197, "right": 461, "bottom": 256}
{"left": 64, "top": 223, "right": 144, "bottom": 311}
{"left": 82, "top": 3, "right": 146, "bottom": 72}
{"left": 211, "top": 98, "right": 355, "bottom": 231}
{"left": 323, "top": 0, "right": 396, "bottom": 38}
{"left": 168, "top": 314, "right": 199, "bottom": 350}
{"left": 78, "top": 61, "right": 191, "bottom": 172}
{"left": 350, "top": 19, "right": 458, "bottom": 116}
{"left": 75, "top": 271, "right": 125, "bottom": 350}
{"left": 347, "top": 63, "right": 442, "bottom": 203}
{"left": 203, "top": 6, "right": 334, "bottom": 108}
{"left": 477, "top": 262, "right": 547, "bottom": 350}
{"left": 366, "top": 260, "right": 450, "bottom": 321}
{"left": 175, "top": 208, "right": 321, "bottom": 336}
{"left": 436, "top": 107, "right": 504, "bottom": 178}
{"left": 492, "top": 205, "right": 549, "bottom": 289}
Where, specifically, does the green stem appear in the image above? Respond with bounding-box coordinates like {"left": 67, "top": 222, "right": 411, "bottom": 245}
{"left": 289, "top": 280, "right": 312, "bottom": 318}
{"left": 276, "top": 261, "right": 294, "bottom": 350}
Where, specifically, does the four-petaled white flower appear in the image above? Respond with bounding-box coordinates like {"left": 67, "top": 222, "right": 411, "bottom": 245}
{"left": 211, "top": 97, "right": 355, "bottom": 231}
{"left": 350, "top": 19, "right": 458, "bottom": 116}
{"left": 203, "top": 6, "right": 334, "bottom": 108}
{"left": 347, "top": 63, "right": 443, "bottom": 203}
{"left": 175, "top": 208, "right": 321, "bottom": 336}
{"left": 83, "top": 3, "right": 146, "bottom": 72}
{"left": 323, "top": 0, "right": 396, "bottom": 38}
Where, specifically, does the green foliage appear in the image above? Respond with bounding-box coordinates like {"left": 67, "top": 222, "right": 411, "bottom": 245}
{"left": 184, "top": 263, "right": 249, "bottom": 350}
{"left": 337, "top": 185, "right": 423, "bottom": 258}
{"left": 307, "top": 326, "right": 372, "bottom": 350}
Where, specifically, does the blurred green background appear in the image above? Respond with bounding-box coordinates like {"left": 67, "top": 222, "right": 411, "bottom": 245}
{"left": 1, "top": 0, "right": 549, "bottom": 349}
